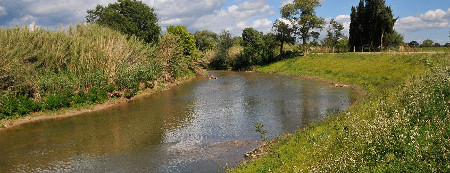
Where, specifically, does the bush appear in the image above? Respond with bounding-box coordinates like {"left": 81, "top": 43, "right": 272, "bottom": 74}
{"left": 86, "top": 88, "right": 107, "bottom": 104}
{"left": 43, "top": 94, "right": 66, "bottom": 111}
{"left": 71, "top": 92, "right": 87, "bottom": 105}
{"left": 0, "top": 93, "right": 41, "bottom": 118}
{"left": 156, "top": 33, "right": 192, "bottom": 79}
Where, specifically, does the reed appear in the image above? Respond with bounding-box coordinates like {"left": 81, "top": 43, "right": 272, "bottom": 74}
{"left": 0, "top": 23, "right": 196, "bottom": 118}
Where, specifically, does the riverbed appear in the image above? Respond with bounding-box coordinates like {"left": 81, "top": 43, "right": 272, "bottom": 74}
{"left": 0, "top": 71, "right": 354, "bottom": 172}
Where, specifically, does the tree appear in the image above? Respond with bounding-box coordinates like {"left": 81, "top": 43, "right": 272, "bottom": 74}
{"left": 349, "top": 0, "right": 397, "bottom": 51}
{"left": 281, "top": 0, "right": 325, "bottom": 45}
{"left": 194, "top": 30, "right": 218, "bottom": 51}
{"left": 272, "top": 19, "right": 295, "bottom": 55}
{"left": 383, "top": 30, "right": 404, "bottom": 48}
{"left": 323, "top": 19, "right": 344, "bottom": 53}
{"left": 86, "top": 0, "right": 160, "bottom": 43}
{"left": 210, "top": 30, "right": 233, "bottom": 69}
{"left": 421, "top": 39, "right": 434, "bottom": 47}
{"left": 366, "top": 0, "right": 396, "bottom": 49}
{"left": 240, "top": 28, "right": 263, "bottom": 68}
{"left": 337, "top": 36, "right": 349, "bottom": 52}
{"left": 166, "top": 26, "right": 196, "bottom": 56}
{"left": 349, "top": 0, "right": 366, "bottom": 51}
{"left": 234, "top": 28, "right": 276, "bottom": 70}
{"left": 409, "top": 41, "right": 419, "bottom": 47}
{"left": 445, "top": 43, "right": 450, "bottom": 47}
{"left": 433, "top": 43, "right": 441, "bottom": 47}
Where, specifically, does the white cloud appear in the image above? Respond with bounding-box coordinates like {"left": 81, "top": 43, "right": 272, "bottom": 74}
{"left": 395, "top": 8, "right": 450, "bottom": 32}
{"left": 8, "top": 15, "right": 36, "bottom": 27}
{"left": 227, "top": 0, "right": 271, "bottom": 18}
{"left": 0, "top": 0, "right": 277, "bottom": 36}
{"left": 334, "top": 15, "right": 350, "bottom": 35}
{"left": 0, "top": 6, "right": 6, "bottom": 16}
{"left": 236, "top": 18, "right": 272, "bottom": 32}
{"left": 420, "top": 9, "right": 448, "bottom": 22}
{"left": 144, "top": 0, "right": 276, "bottom": 35}
{"left": 144, "top": 0, "right": 226, "bottom": 25}
{"left": 186, "top": 0, "right": 275, "bottom": 35}
{"left": 29, "top": 1, "right": 81, "bottom": 15}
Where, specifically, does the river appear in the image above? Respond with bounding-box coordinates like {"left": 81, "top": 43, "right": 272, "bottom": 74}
{"left": 0, "top": 71, "right": 354, "bottom": 172}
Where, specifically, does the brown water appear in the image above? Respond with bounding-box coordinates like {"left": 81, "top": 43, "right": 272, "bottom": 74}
{"left": 0, "top": 71, "right": 354, "bottom": 172}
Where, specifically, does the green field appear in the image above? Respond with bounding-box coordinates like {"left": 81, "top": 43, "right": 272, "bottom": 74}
{"left": 232, "top": 53, "right": 449, "bottom": 172}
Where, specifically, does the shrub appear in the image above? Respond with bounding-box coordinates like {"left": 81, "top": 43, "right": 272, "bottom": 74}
{"left": 86, "top": 88, "right": 107, "bottom": 104}
{"left": 43, "top": 94, "right": 65, "bottom": 111}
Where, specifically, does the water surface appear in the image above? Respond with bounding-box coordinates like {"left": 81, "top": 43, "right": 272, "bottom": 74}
{"left": 0, "top": 71, "right": 354, "bottom": 172}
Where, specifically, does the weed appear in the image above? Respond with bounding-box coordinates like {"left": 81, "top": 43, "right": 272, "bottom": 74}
{"left": 254, "top": 122, "right": 268, "bottom": 141}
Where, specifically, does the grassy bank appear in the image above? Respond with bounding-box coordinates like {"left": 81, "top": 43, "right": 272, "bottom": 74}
{"left": 232, "top": 53, "right": 449, "bottom": 172}
{"left": 0, "top": 24, "right": 199, "bottom": 120}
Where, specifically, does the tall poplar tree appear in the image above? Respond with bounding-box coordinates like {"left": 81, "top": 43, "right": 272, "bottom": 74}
{"left": 349, "top": 0, "right": 397, "bottom": 51}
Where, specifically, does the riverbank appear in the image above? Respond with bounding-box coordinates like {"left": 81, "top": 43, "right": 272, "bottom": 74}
{"left": 1, "top": 24, "right": 205, "bottom": 125}
{"left": 0, "top": 75, "right": 198, "bottom": 131}
{"left": 232, "top": 53, "right": 449, "bottom": 172}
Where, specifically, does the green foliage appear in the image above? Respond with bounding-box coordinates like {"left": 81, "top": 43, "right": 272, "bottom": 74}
{"left": 194, "top": 30, "right": 218, "bottom": 51}
{"left": 350, "top": 0, "right": 398, "bottom": 51}
{"left": 232, "top": 53, "right": 450, "bottom": 172}
{"left": 409, "top": 41, "right": 419, "bottom": 47}
{"left": 43, "top": 94, "right": 68, "bottom": 111}
{"left": 0, "top": 23, "right": 198, "bottom": 119}
{"left": 210, "top": 30, "right": 234, "bottom": 70}
{"left": 383, "top": 30, "right": 404, "bottom": 48}
{"left": 167, "top": 25, "right": 196, "bottom": 56}
{"left": 421, "top": 39, "right": 434, "bottom": 47}
{"left": 115, "top": 64, "right": 161, "bottom": 90}
{"left": 86, "top": 0, "right": 161, "bottom": 43}
{"left": 233, "top": 28, "right": 276, "bottom": 70}
{"left": 272, "top": 19, "right": 295, "bottom": 55}
{"left": 323, "top": 19, "right": 345, "bottom": 52}
{"left": 71, "top": 92, "right": 87, "bottom": 105}
{"left": 123, "top": 90, "right": 136, "bottom": 99}
{"left": 254, "top": 122, "right": 268, "bottom": 141}
{"left": 0, "top": 93, "right": 41, "bottom": 118}
{"left": 156, "top": 33, "right": 191, "bottom": 79}
{"left": 281, "top": 0, "right": 325, "bottom": 45}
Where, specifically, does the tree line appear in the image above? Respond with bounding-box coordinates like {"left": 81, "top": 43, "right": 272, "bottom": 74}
{"left": 84, "top": 0, "right": 412, "bottom": 71}
{"left": 86, "top": 0, "right": 447, "bottom": 71}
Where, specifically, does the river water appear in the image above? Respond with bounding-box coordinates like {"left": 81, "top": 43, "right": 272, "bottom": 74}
{"left": 0, "top": 71, "right": 354, "bottom": 172}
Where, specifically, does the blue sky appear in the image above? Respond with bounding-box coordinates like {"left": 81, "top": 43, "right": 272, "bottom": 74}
{"left": 0, "top": 0, "right": 449, "bottom": 44}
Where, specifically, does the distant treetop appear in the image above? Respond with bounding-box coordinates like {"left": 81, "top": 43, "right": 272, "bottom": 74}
{"left": 86, "top": 0, "right": 161, "bottom": 44}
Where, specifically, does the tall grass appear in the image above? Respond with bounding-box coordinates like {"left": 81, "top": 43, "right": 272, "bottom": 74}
{"left": 232, "top": 53, "right": 449, "bottom": 172}
{"left": 0, "top": 24, "right": 197, "bottom": 119}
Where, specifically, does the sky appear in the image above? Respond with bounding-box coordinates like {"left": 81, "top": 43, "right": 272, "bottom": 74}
{"left": 0, "top": 0, "right": 449, "bottom": 44}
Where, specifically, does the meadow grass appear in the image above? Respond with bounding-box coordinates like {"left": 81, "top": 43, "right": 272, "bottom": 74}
{"left": 413, "top": 47, "right": 450, "bottom": 53}
{"left": 0, "top": 24, "right": 197, "bottom": 119}
{"left": 232, "top": 53, "right": 449, "bottom": 172}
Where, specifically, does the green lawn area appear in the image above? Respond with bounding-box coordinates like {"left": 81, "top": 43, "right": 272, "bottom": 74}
{"left": 232, "top": 53, "right": 449, "bottom": 172}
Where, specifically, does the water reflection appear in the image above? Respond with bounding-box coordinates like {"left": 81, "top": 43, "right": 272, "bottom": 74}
{"left": 0, "top": 71, "right": 353, "bottom": 172}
